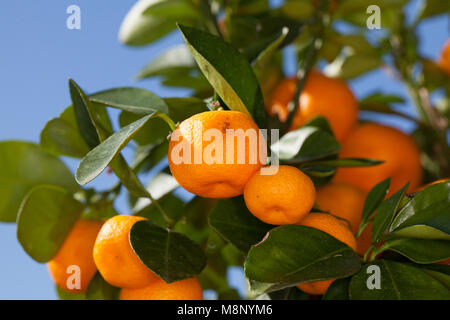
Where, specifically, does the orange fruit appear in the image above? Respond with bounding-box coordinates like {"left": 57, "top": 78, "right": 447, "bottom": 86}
{"left": 315, "top": 182, "right": 366, "bottom": 233}
{"left": 296, "top": 212, "right": 357, "bottom": 295}
{"left": 267, "top": 70, "right": 358, "bottom": 142}
{"left": 48, "top": 219, "right": 103, "bottom": 293}
{"left": 356, "top": 222, "right": 373, "bottom": 256}
{"left": 168, "top": 110, "right": 266, "bottom": 198}
{"left": 438, "top": 39, "right": 450, "bottom": 75}
{"left": 120, "top": 277, "right": 203, "bottom": 300}
{"left": 243, "top": 165, "right": 315, "bottom": 225}
{"left": 333, "top": 122, "right": 422, "bottom": 195}
{"left": 93, "top": 215, "right": 158, "bottom": 288}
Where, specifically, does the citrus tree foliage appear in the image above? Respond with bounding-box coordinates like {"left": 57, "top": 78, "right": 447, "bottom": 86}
{"left": 2, "top": 0, "right": 449, "bottom": 300}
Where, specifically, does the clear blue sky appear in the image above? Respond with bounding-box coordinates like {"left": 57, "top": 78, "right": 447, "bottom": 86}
{"left": 0, "top": 1, "right": 447, "bottom": 299}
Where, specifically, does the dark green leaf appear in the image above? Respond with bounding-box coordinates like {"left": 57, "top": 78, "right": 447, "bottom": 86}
{"left": 208, "top": 197, "right": 272, "bottom": 253}
{"left": 165, "top": 97, "right": 209, "bottom": 122}
{"left": 17, "top": 185, "right": 84, "bottom": 262}
{"left": 178, "top": 24, "right": 266, "bottom": 127}
{"left": 119, "top": 111, "right": 169, "bottom": 146}
{"left": 0, "top": 141, "right": 79, "bottom": 222}
{"left": 379, "top": 238, "right": 450, "bottom": 264}
{"left": 89, "top": 88, "right": 168, "bottom": 115}
{"left": 322, "top": 277, "right": 350, "bottom": 300}
{"left": 268, "top": 287, "right": 309, "bottom": 300}
{"left": 130, "top": 220, "right": 207, "bottom": 283}
{"left": 76, "top": 114, "right": 156, "bottom": 185}
{"left": 56, "top": 286, "right": 85, "bottom": 300}
{"left": 390, "top": 181, "right": 450, "bottom": 238}
{"left": 313, "top": 158, "right": 384, "bottom": 168}
{"left": 418, "top": 0, "right": 450, "bottom": 20}
{"left": 372, "top": 183, "right": 409, "bottom": 242}
{"left": 302, "top": 165, "right": 335, "bottom": 178}
{"left": 349, "top": 260, "right": 450, "bottom": 300}
{"left": 356, "top": 178, "right": 390, "bottom": 238}
{"left": 245, "top": 225, "right": 361, "bottom": 294}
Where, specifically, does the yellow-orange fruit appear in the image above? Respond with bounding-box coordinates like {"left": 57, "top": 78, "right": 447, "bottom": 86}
{"left": 267, "top": 70, "right": 358, "bottom": 142}
{"left": 48, "top": 219, "right": 103, "bottom": 293}
{"left": 243, "top": 165, "right": 316, "bottom": 225}
{"left": 333, "top": 123, "right": 422, "bottom": 195}
{"left": 438, "top": 39, "right": 450, "bottom": 75}
{"left": 315, "top": 182, "right": 366, "bottom": 233}
{"left": 93, "top": 215, "right": 158, "bottom": 288}
{"left": 168, "top": 110, "right": 266, "bottom": 198}
{"left": 297, "top": 212, "right": 357, "bottom": 295}
{"left": 120, "top": 277, "right": 203, "bottom": 300}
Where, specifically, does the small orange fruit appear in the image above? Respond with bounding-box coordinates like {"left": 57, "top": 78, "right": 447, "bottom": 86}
{"left": 267, "top": 70, "right": 358, "bottom": 142}
{"left": 48, "top": 219, "right": 103, "bottom": 293}
{"left": 243, "top": 165, "right": 315, "bottom": 225}
{"left": 315, "top": 182, "right": 366, "bottom": 233}
{"left": 438, "top": 39, "right": 450, "bottom": 75}
{"left": 333, "top": 122, "right": 422, "bottom": 195}
{"left": 168, "top": 110, "right": 266, "bottom": 198}
{"left": 93, "top": 215, "right": 158, "bottom": 288}
{"left": 120, "top": 277, "right": 203, "bottom": 300}
{"left": 296, "top": 212, "right": 357, "bottom": 295}
{"left": 356, "top": 222, "right": 373, "bottom": 256}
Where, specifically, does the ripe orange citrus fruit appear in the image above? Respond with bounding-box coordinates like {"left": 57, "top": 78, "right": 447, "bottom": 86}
{"left": 120, "top": 277, "right": 203, "bottom": 300}
{"left": 333, "top": 122, "right": 422, "bottom": 195}
{"left": 168, "top": 110, "right": 266, "bottom": 198}
{"left": 243, "top": 165, "right": 315, "bottom": 225}
{"left": 93, "top": 215, "right": 158, "bottom": 288}
{"left": 267, "top": 70, "right": 358, "bottom": 141}
{"left": 438, "top": 39, "right": 450, "bottom": 75}
{"left": 296, "top": 212, "right": 357, "bottom": 295}
{"left": 315, "top": 182, "right": 366, "bottom": 233}
{"left": 356, "top": 222, "right": 373, "bottom": 256}
{"left": 48, "top": 219, "right": 103, "bottom": 293}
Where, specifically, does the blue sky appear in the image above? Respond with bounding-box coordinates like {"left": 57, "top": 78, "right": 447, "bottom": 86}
{"left": 0, "top": 1, "right": 448, "bottom": 299}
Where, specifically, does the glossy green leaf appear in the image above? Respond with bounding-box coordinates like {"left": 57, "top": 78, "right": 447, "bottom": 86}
{"left": 178, "top": 24, "right": 266, "bottom": 127}
{"left": 85, "top": 273, "right": 120, "bottom": 300}
{"left": 379, "top": 238, "right": 450, "bottom": 264}
{"left": 271, "top": 126, "right": 341, "bottom": 163}
{"left": 322, "top": 277, "right": 350, "bottom": 300}
{"left": 164, "top": 97, "right": 209, "bottom": 122}
{"left": 119, "top": 111, "right": 169, "bottom": 146}
{"left": 268, "top": 287, "right": 309, "bottom": 300}
{"left": 143, "top": 0, "right": 201, "bottom": 20}
{"left": 130, "top": 220, "right": 207, "bottom": 283}
{"left": 17, "top": 185, "right": 84, "bottom": 262}
{"left": 0, "top": 141, "right": 79, "bottom": 222}
{"left": 356, "top": 178, "right": 390, "bottom": 238}
{"left": 69, "top": 79, "right": 101, "bottom": 149}
{"left": 312, "top": 158, "right": 384, "bottom": 168}
{"left": 389, "top": 181, "right": 450, "bottom": 237}
{"left": 208, "top": 197, "right": 273, "bottom": 253}
{"left": 372, "top": 183, "right": 409, "bottom": 242}
{"left": 119, "top": 0, "right": 178, "bottom": 46}
{"left": 40, "top": 106, "right": 90, "bottom": 158}
{"left": 253, "top": 28, "right": 288, "bottom": 80}
{"left": 302, "top": 165, "right": 335, "bottom": 178}
{"left": 56, "top": 286, "right": 85, "bottom": 300}
{"left": 245, "top": 225, "right": 361, "bottom": 294}
{"left": 89, "top": 87, "right": 168, "bottom": 115}
{"left": 76, "top": 114, "right": 156, "bottom": 185}
{"left": 349, "top": 260, "right": 450, "bottom": 300}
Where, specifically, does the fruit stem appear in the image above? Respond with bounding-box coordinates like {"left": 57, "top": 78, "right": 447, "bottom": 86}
{"left": 157, "top": 112, "right": 177, "bottom": 131}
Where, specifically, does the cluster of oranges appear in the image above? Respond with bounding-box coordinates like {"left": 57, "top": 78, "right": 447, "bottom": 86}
{"left": 167, "top": 68, "right": 427, "bottom": 296}
{"left": 48, "top": 216, "right": 203, "bottom": 299}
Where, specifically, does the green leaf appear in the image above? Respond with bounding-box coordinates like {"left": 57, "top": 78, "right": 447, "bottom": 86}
{"left": 356, "top": 178, "right": 390, "bottom": 238}
{"left": 322, "top": 277, "right": 350, "bottom": 300}
{"left": 69, "top": 79, "right": 101, "bottom": 149}
{"left": 85, "top": 273, "right": 120, "bottom": 300}
{"left": 118, "top": 0, "right": 178, "bottom": 46}
{"left": 164, "top": 97, "right": 209, "bottom": 122}
{"left": 389, "top": 181, "right": 450, "bottom": 238}
{"left": 136, "top": 45, "right": 196, "bottom": 79}
{"left": 76, "top": 114, "right": 156, "bottom": 185}
{"left": 130, "top": 220, "right": 207, "bottom": 283}
{"left": 178, "top": 24, "right": 266, "bottom": 127}
{"left": 324, "top": 48, "right": 381, "bottom": 79}
{"left": 379, "top": 238, "right": 450, "bottom": 264}
{"left": 245, "top": 225, "right": 361, "bottom": 294}
{"left": 56, "top": 286, "right": 85, "bottom": 300}
{"left": 418, "top": 0, "right": 450, "bottom": 20}
{"left": 16, "top": 185, "right": 84, "bottom": 262}
{"left": 208, "top": 197, "right": 273, "bottom": 253}
{"left": 302, "top": 165, "right": 335, "bottom": 178}
{"left": 349, "top": 260, "right": 450, "bottom": 300}
{"left": 119, "top": 111, "right": 169, "bottom": 146}
{"left": 0, "top": 141, "right": 79, "bottom": 222}
{"left": 143, "top": 0, "right": 202, "bottom": 20}
{"left": 312, "top": 158, "right": 383, "bottom": 168}
{"left": 40, "top": 106, "right": 90, "bottom": 158}
{"left": 360, "top": 92, "right": 405, "bottom": 106}
{"left": 253, "top": 28, "right": 288, "bottom": 81}
{"left": 268, "top": 287, "right": 309, "bottom": 300}
{"left": 89, "top": 87, "right": 168, "bottom": 115}
{"left": 372, "top": 183, "right": 409, "bottom": 242}
{"left": 271, "top": 126, "right": 341, "bottom": 163}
